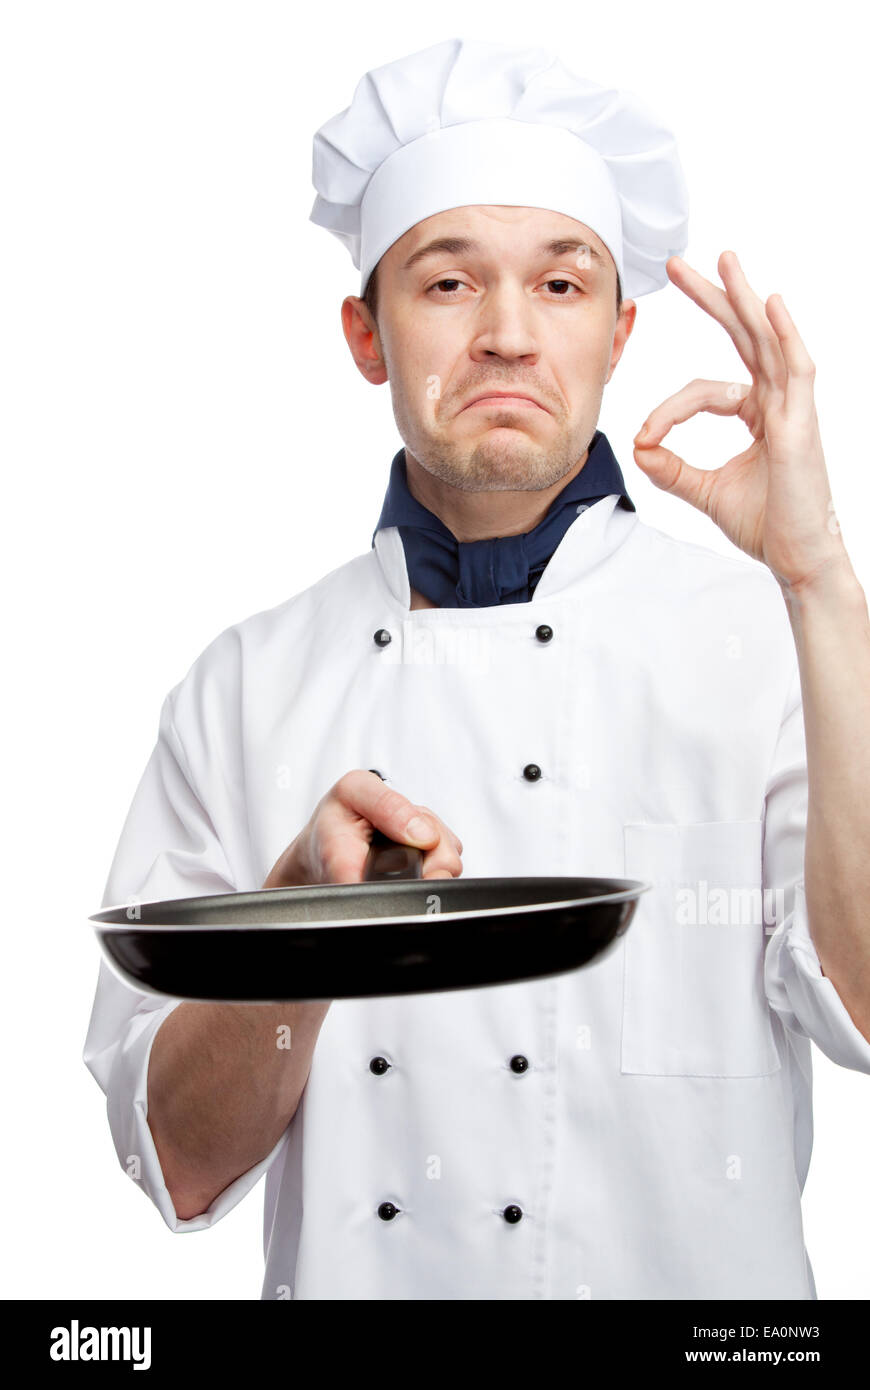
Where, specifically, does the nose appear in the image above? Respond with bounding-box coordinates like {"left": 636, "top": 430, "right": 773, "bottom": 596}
{"left": 468, "top": 280, "right": 540, "bottom": 364}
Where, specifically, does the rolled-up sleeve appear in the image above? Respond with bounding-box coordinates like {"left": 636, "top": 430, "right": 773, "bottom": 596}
{"left": 83, "top": 682, "right": 291, "bottom": 1231}
{"left": 762, "top": 661, "right": 870, "bottom": 1074}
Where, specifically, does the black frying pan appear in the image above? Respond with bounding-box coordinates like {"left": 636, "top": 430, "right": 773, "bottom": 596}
{"left": 90, "top": 829, "right": 649, "bottom": 1002}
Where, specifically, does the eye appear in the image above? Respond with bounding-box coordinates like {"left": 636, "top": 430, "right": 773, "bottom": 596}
{"left": 427, "top": 279, "right": 466, "bottom": 296}
{"left": 544, "top": 280, "right": 584, "bottom": 296}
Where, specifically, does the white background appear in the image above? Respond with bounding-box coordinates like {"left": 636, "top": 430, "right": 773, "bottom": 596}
{"left": 2, "top": 0, "right": 868, "bottom": 1299}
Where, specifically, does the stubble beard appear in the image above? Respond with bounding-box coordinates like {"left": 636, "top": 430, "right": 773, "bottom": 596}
{"left": 408, "top": 421, "right": 587, "bottom": 494}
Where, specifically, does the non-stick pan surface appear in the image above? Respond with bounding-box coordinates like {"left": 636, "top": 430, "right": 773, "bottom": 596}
{"left": 90, "top": 831, "right": 649, "bottom": 1001}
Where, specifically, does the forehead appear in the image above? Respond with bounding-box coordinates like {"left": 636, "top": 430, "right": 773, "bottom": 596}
{"left": 386, "top": 205, "right": 614, "bottom": 272}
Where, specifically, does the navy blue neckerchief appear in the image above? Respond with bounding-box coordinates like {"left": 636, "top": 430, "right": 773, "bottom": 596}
{"left": 371, "top": 429, "right": 636, "bottom": 607}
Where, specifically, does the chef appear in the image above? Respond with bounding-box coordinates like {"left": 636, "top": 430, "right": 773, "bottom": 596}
{"left": 84, "top": 37, "right": 870, "bottom": 1300}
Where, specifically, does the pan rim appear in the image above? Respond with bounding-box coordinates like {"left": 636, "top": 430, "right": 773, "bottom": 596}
{"left": 90, "top": 878, "right": 652, "bottom": 933}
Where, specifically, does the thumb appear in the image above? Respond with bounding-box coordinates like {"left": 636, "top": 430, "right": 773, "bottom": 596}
{"left": 633, "top": 439, "right": 712, "bottom": 515}
{"left": 364, "top": 770, "right": 439, "bottom": 848}
{"left": 403, "top": 810, "right": 439, "bottom": 847}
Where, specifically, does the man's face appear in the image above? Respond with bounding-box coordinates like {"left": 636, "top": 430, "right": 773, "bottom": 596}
{"left": 342, "top": 205, "right": 636, "bottom": 494}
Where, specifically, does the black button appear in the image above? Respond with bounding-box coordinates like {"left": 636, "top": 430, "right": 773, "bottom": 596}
{"left": 535, "top": 624, "right": 553, "bottom": 643}
{"left": 523, "top": 763, "right": 542, "bottom": 781}
{"left": 378, "top": 1202, "right": 399, "bottom": 1221}
{"left": 509, "top": 1054, "right": 529, "bottom": 1074}
{"left": 369, "top": 1056, "right": 390, "bottom": 1075}
{"left": 503, "top": 1205, "right": 524, "bottom": 1224}
{"left": 374, "top": 629, "right": 392, "bottom": 647}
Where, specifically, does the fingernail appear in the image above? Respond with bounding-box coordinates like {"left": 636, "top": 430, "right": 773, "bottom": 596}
{"left": 405, "top": 815, "right": 435, "bottom": 844}
{"left": 635, "top": 424, "right": 649, "bottom": 441}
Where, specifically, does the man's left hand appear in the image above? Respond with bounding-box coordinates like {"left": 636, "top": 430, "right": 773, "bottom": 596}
{"left": 633, "top": 250, "right": 850, "bottom": 592}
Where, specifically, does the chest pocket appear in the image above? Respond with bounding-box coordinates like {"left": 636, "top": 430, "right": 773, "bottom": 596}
{"left": 621, "top": 821, "right": 781, "bottom": 1077}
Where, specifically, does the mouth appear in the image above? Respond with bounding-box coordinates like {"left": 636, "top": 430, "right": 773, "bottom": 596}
{"left": 463, "top": 392, "right": 546, "bottom": 412}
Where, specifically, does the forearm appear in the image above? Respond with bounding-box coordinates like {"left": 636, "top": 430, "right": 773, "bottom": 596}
{"left": 781, "top": 553, "right": 870, "bottom": 1038}
{"left": 146, "top": 998, "right": 331, "bottom": 1219}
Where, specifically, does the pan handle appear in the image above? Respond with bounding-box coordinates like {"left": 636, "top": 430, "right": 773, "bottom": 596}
{"left": 363, "top": 827, "right": 424, "bottom": 882}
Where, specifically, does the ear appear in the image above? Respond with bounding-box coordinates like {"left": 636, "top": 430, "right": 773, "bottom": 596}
{"left": 605, "top": 299, "right": 637, "bottom": 384}
{"left": 341, "top": 296, "right": 388, "bottom": 385}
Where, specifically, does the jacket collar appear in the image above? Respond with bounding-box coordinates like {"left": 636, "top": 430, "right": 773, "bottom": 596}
{"left": 374, "top": 491, "right": 640, "bottom": 613}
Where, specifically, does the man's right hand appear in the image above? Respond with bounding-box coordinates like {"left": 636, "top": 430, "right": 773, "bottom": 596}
{"left": 263, "top": 769, "right": 464, "bottom": 888}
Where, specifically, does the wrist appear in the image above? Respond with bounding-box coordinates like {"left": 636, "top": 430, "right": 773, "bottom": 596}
{"left": 778, "top": 551, "right": 865, "bottom": 612}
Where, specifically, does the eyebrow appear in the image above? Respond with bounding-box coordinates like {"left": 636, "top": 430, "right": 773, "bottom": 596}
{"left": 401, "top": 236, "right": 607, "bottom": 273}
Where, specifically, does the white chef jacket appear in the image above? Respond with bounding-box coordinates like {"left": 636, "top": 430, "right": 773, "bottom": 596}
{"left": 83, "top": 492, "right": 870, "bottom": 1300}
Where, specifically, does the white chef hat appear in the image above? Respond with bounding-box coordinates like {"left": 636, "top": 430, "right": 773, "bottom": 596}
{"left": 309, "top": 37, "right": 689, "bottom": 301}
